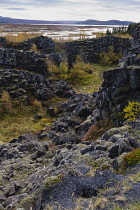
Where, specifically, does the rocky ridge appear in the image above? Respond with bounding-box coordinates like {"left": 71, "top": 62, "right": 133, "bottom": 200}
{"left": 0, "top": 35, "right": 130, "bottom": 71}
{"left": 65, "top": 36, "right": 130, "bottom": 66}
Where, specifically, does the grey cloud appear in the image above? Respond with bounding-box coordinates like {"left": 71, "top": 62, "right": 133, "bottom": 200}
{"left": 0, "top": 0, "right": 63, "bottom": 6}
{"left": 0, "top": 0, "right": 20, "bottom": 4}
{"left": 6, "top": 7, "right": 26, "bottom": 10}
{"left": 0, "top": 0, "right": 81, "bottom": 8}
{"left": 1, "top": 0, "right": 140, "bottom": 7}
{"left": 1, "top": 0, "right": 140, "bottom": 12}
{"left": 99, "top": 0, "right": 140, "bottom": 5}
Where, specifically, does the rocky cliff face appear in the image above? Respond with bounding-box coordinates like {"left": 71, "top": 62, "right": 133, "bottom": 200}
{"left": 131, "top": 23, "right": 140, "bottom": 46}
{"left": 0, "top": 48, "right": 48, "bottom": 75}
{"left": 96, "top": 23, "right": 140, "bottom": 124}
{"left": 0, "top": 36, "right": 55, "bottom": 54}
{"left": 65, "top": 36, "right": 130, "bottom": 66}
{"left": 0, "top": 69, "right": 74, "bottom": 100}
{"left": 0, "top": 35, "right": 130, "bottom": 71}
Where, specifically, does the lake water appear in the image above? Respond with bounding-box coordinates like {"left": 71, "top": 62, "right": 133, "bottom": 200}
{"left": 38, "top": 24, "right": 119, "bottom": 40}
{"left": 0, "top": 24, "right": 127, "bottom": 41}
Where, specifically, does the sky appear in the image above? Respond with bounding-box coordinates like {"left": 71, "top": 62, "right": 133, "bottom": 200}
{"left": 0, "top": 0, "right": 140, "bottom": 22}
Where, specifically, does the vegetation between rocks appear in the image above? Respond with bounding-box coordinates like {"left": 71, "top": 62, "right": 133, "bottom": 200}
{"left": 122, "top": 149, "right": 140, "bottom": 168}
{"left": 82, "top": 119, "right": 114, "bottom": 142}
{"left": 47, "top": 56, "right": 117, "bottom": 93}
{"left": 123, "top": 101, "right": 140, "bottom": 121}
{"left": 0, "top": 91, "right": 54, "bottom": 143}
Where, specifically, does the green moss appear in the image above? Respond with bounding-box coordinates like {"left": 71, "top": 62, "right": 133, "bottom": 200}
{"left": 103, "top": 125, "right": 131, "bottom": 140}
{"left": 14, "top": 193, "right": 38, "bottom": 210}
{"left": 86, "top": 167, "right": 98, "bottom": 177}
{"left": 101, "top": 165, "right": 111, "bottom": 170}
{"left": 43, "top": 175, "right": 62, "bottom": 192}
{"left": 47, "top": 96, "right": 68, "bottom": 107}
{"left": 94, "top": 157, "right": 108, "bottom": 167}
{"left": 123, "top": 149, "right": 140, "bottom": 167}
{"left": 114, "top": 201, "right": 140, "bottom": 210}
{"left": 80, "top": 154, "right": 96, "bottom": 168}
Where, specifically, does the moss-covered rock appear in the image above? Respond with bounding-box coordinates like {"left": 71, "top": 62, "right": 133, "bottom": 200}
{"left": 43, "top": 175, "right": 62, "bottom": 192}
{"left": 14, "top": 192, "right": 40, "bottom": 210}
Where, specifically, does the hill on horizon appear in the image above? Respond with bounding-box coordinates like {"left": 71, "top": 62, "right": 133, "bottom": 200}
{"left": 76, "top": 19, "right": 134, "bottom": 25}
{"left": 0, "top": 16, "right": 134, "bottom": 25}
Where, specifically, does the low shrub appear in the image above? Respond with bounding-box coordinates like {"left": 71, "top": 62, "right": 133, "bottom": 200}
{"left": 82, "top": 119, "right": 114, "bottom": 142}
{"left": 68, "top": 55, "right": 93, "bottom": 85}
{"left": 99, "top": 46, "right": 122, "bottom": 65}
{"left": 59, "top": 61, "right": 69, "bottom": 79}
{"left": 46, "top": 60, "right": 59, "bottom": 75}
{"left": 123, "top": 101, "right": 140, "bottom": 121}
{"left": 0, "top": 90, "right": 13, "bottom": 114}
{"left": 32, "top": 99, "right": 42, "bottom": 112}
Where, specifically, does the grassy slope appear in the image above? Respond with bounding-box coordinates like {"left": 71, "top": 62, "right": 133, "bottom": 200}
{"left": 0, "top": 107, "right": 52, "bottom": 143}
{"left": 0, "top": 97, "right": 68, "bottom": 143}
{"left": 72, "top": 63, "right": 116, "bottom": 94}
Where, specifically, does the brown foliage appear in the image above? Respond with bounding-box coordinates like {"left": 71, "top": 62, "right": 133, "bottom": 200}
{"left": 82, "top": 119, "right": 114, "bottom": 142}
{"left": 0, "top": 91, "right": 13, "bottom": 114}
{"left": 32, "top": 99, "right": 42, "bottom": 112}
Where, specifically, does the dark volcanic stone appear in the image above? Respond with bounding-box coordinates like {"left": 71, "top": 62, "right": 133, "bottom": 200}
{"left": 80, "top": 145, "right": 95, "bottom": 155}
{"left": 108, "top": 139, "right": 133, "bottom": 159}
{"left": 95, "top": 145, "right": 107, "bottom": 151}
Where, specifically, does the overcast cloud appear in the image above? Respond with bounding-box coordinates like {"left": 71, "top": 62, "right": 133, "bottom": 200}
{"left": 0, "top": 0, "right": 139, "bottom": 22}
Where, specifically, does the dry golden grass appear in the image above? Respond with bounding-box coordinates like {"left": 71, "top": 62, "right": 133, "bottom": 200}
{"left": 4, "top": 32, "right": 43, "bottom": 43}
{"left": 113, "top": 33, "right": 132, "bottom": 39}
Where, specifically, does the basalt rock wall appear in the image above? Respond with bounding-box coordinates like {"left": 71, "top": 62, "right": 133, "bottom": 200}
{"left": 0, "top": 48, "right": 48, "bottom": 76}
{"left": 0, "top": 35, "right": 131, "bottom": 70}
{"left": 0, "top": 69, "right": 74, "bottom": 101}
{"left": 0, "top": 36, "right": 55, "bottom": 54}
{"left": 131, "top": 23, "right": 140, "bottom": 46}
{"left": 96, "top": 23, "right": 140, "bottom": 124}
{"left": 65, "top": 36, "right": 131, "bottom": 66}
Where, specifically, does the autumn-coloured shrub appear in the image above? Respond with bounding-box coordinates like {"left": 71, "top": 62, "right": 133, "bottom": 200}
{"left": 30, "top": 44, "right": 38, "bottom": 52}
{"left": 0, "top": 90, "right": 13, "bottom": 114}
{"left": 32, "top": 99, "right": 42, "bottom": 112}
{"left": 46, "top": 60, "right": 59, "bottom": 75}
{"left": 99, "top": 46, "right": 122, "bottom": 65}
{"left": 59, "top": 61, "right": 69, "bottom": 79}
{"left": 123, "top": 101, "right": 140, "bottom": 121}
{"left": 82, "top": 119, "right": 114, "bottom": 142}
{"left": 68, "top": 55, "right": 93, "bottom": 85}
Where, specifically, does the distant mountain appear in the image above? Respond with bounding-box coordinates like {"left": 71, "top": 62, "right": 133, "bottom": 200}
{"left": 0, "top": 16, "right": 77, "bottom": 24}
{"left": 76, "top": 19, "right": 134, "bottom": 25}
{"left": 0, "top": 16, "right": 134, "bottom": 25}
